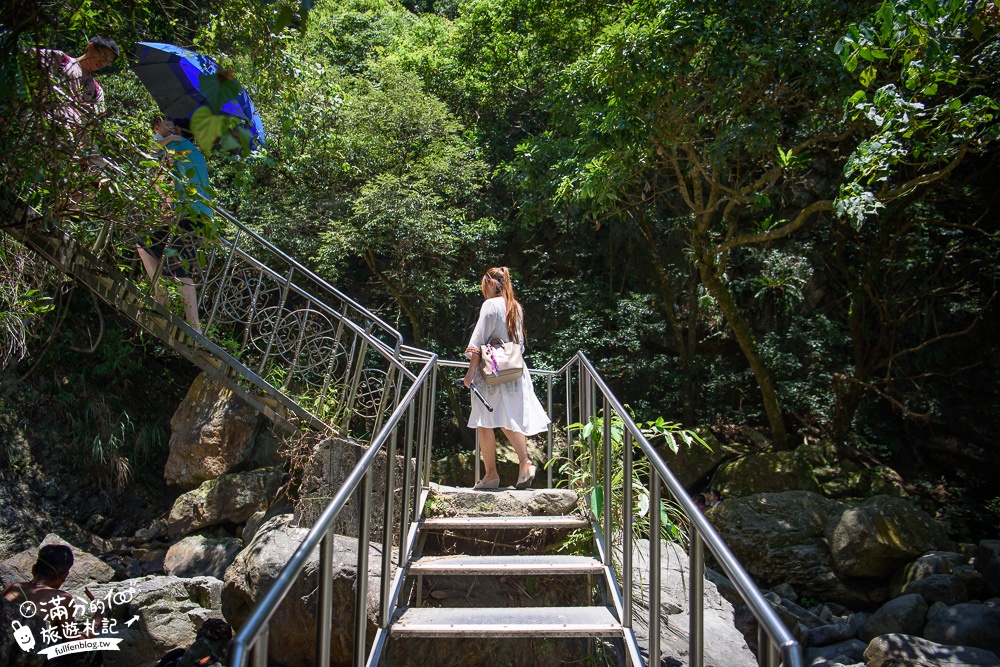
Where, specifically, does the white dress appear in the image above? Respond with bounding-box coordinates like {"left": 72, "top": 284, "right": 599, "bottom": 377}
{"left": 465, "top": 297, "right": 551, "bottom": 435}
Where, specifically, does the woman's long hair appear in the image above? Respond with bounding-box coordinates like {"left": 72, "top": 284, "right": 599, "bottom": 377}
{"left": 481, "top": 267, "right": 524, "bottom": 343}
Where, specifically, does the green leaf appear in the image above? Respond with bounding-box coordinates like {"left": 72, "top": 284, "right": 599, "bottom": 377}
{"left": 970, "top": 17, "right": 984, "bottom": 41}
{"left": 860, "top": 65, "right": 877, "bottom": 89}
{"left": 190, "top": 106, "right": 228, "bottom": 154}
{"left": 848, "top": 90, "right": 867, "bottom": 106}
{"left": 198, "top": 71, "right": 242, "bottom": 113}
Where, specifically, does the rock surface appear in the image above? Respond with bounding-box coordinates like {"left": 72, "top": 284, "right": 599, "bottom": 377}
{"left": 164, "top": 372, "right": 260, "bottom": 489}
{"left": 706, "top": 491, "right": 870, "bottom": 606}
{"left": 222, "top": 513, "right": 385, "bottom": 667}
{"left": 0, "top": 534, "right": 115, "bottom": 591}
{"left": 712, "top": 450, "right": 821, "bottom": 497}
{"left": 80, "top": 575, "right": 224, "bottom": 667}
{"left": 427, "top": 484, "right": 579, "bottom": 517}
{"left": 864, "top": 633, "right": 1000, "bottom": 666}
{"left": 860, "top": 594, "right": 928, "bottom": 642}
{"left": 167, "top": 467, "right": 284, "bottom": 537}
{"left": 923, "top": 603, "right": 1000, "bottom": 655}
{"left": 625, "top": 538, "right": 757, "bottom": 667}
{"left": 163, "top": 533, "right": 243, "bottom": 579}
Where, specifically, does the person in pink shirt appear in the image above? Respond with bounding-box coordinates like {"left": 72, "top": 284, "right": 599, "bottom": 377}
{"left": 36, "top": 35, "right": 119, "bottom": 127}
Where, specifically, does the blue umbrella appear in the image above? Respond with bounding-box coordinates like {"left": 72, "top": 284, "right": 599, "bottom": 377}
{"left": 133, "top": 42, "right": 265, "bottom": 149}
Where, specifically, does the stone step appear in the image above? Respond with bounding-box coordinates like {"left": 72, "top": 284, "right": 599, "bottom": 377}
{"left": 390, "top": 606, "right": 622, "bottom": 638}
{"left": 408, "top": 554, "right": 604, "bottom": 576}
{"left": 419, "top": 515, "right": 590, "bottom": 531}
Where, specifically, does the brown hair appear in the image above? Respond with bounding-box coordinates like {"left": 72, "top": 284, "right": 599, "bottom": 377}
{"left": 151, "top": 114, "right": 168, "bottom": 129}
{"left": 481, "top": 267, "right": 525, "bottom": 343}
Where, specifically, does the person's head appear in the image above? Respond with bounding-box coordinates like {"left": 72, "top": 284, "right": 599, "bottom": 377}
{"left": 152, "top": 115, "right": 176, "bottom": 137}
{"left": 81, "top": 36, "right": 119, "bottom": 72}
{"left": 706, "top": 489, "right": 721, "bottom": 505}
{"left": 31, "top": 544, "right": 74, "bottom": 583}
{"left": 481, "top": 267, "right": 525, "bottom": 343}
{"left": 692, "top": 493, "right": 706, "bottom": 510}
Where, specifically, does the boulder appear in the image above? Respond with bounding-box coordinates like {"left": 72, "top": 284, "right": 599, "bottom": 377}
{"left": 975, "top": 540, "right": 1000, "bottom": 596}
{"left": 859, "top": 594, "right": 928, "bottom": 642}
{"left": 804, "top": 639, "right": 867, "bottom": 665}
{"left": 624, "top": 538, "right": 757, "bottom": 667}
{"left": 901, "top": 574, "right": 969, "bottom": 606}
{"left": 294, "top": 437, "right": 411, "bottom": 538}
{"left": 865, "top": 633, "right": 1000, "bottom": 666}
{"left": 167, "top": 467, "right": 284, "bottom": 537}
{"left": 712, "top": 451, "right": 820, "bottom": 497}
{"left": 923, "top": 603, "right": 1000, "bottom": 655}
{"left": 891, "top": 552, "right": 965, "bottom": 597}
{"left": 427, "top": 484, "right": 578, "bottom": 517}
{"left": 164, "top": 534, "right": 243, "bottom": 579}
{"left": 77, "top": 575, "right": 224, "bottom": 667}
{"left": 431, "top": 440, "right": 548, "bottom": 489}
{"left": 706, "top": 492, "right": 870, "bottom": 606}
{"left": 0, "top": 534, "right": 115, "bottom": 592}
{"left": 654, "top": 427, "right": 746, "bottom": 488}
{"left": 222, "top": 514, "right": 385, "bottom": 667}
{"left": 165, "top": 372, "right": 260, "bottom": 489}
{"left": 826, "top": 496, "right": 951, "bottom": 578}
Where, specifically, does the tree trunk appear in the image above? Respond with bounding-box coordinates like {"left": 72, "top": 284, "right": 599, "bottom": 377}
{"left": 698, "top": 254, "right": 788, "bottom": 449}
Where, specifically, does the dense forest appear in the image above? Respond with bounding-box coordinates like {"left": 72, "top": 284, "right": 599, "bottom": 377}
{"left": 2, "top": 0, "right": 999, "bottom": 534}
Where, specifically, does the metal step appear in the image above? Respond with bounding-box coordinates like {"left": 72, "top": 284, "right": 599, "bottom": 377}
{"left": 409, "top": 554, "right": 603, "bottom": 576}
{"left": 420, "top": 516, "right": 590, "bottom": 531}
{"left": 391, "top": 606, "right": 622, "bottom": 638}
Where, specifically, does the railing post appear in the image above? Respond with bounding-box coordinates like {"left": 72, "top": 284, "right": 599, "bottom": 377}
{"left": 767, "top": 638, "right": 780, "bottom": 667}
{"left": 689, "top": 528, "right": 705, "bottom": 667}
{"left": 565, "top": 363, "right": 574, "bottom": 465}
{"left": 398, "top": 404, "right": 414, "bottom": 567}
{"left": 546, "top": 372, "right": 553, "bottom": 489}
{"left": 424, "top": 367, "right": 437, "bottom": 486}
{"left": 623, "top": 428, "right": 633, "bottom": 628}
{"left": 252, "top": 624, "right": 269, "bottom": 667}
{"left": 257, "top": 265, "right": 296, "bottom": 376}
{"left": 355, "top": 470, "right": 373, "bottom": 667}
{"left": 380, "top": 418, "right": 397, "bottom": 628}
{"left": 316, "top": 526, "right": 334, "bottom": 667}
{"left": 649, "top": 474, "right": 661, "bottom": 667}
{"left": 408, "top": 400, "right": 422, "bottom": 523}
{"left": 757, "top": 626, "right": 769, "bottom": 667}
{"left": 602, "top": 397, "right": 612, "bottom": 569}
{"left": 204, "top": 228, "right": 243, "bottom": 332}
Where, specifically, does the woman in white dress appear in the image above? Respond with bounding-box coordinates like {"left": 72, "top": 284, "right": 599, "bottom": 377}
{"left": 462, "top": 267, "right": 551, "bottom": 489}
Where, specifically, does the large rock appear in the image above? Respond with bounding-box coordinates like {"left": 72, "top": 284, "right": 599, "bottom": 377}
{"left": 431, "top": 440, "right": 548, "bottom": 489}
{"left": 167, "top": 467, "right": 284, "bottom": 537}
{"left": 624, "top": 538, "right": 757, "bottom": 667}
{"left": 712, "top": 451, "right": 821, "bottom": 497}
{"left": 164, "top": 533, "right": 243, "bottom": 579}
{"left": 222, "top": 514, "right": 385, "bottom": 667}
{"left": 891, "top": 551, "right": 967, "bottom": 597}
{"left": 427, "top": 484, "right": 578, "bottom": 517}
{"left": 78, "top": 575, "right": 224, "bottom": 667}
{"left": 901, "top": 574, "right": 969, "bottom": 606}
{"left": 865, "top": 633, "right": 1000, "bottom": 666}
{"left": 294, "top": 437, "right": 411, "bottom": 538}
{"left": 826, "top": 496, "right": 952, "bottom": 578}
{"left": 975, "top": 540, "right": 1000, "bottom": 596}
{"left": 923, "top": 603, "right": 1000, "bottom": 655}
{"left": 0, "top": 534, "right": 115, "bottom": 591}
{"left": 706, "top": 492, "right": 870, "bottom": 606}
{"left": 860, "top": 594, "right": 928, "bottom": 642}
{"left": 165, "top": 372, "right": 260, "bottom": 489}
{"left": 654, "top": 427, "right": 747, "bottom": 488}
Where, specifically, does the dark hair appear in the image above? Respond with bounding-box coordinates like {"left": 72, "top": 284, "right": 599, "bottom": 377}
{"left": 33, "top": 544, "right": 73, "bottom": 580}
{"left": 89, "top": 35, "right": 119, "bottom": 59}
{"left": 151, "top": 114, "right": 167, "bottom": 129}
{"left": 692, "top": 493, "right": 706, "bottom": 506}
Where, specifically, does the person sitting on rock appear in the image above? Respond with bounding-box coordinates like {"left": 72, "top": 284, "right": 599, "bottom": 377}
{"left": 704, "top": 489, "right": 722, "bottom": 507}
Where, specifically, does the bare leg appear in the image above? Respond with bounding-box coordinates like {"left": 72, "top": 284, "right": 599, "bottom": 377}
{"left": 501, "top": 428, "right": 532, "bottom": 478}
{"left": 477, "top": 427, "right": 499, "bottom": 483}
{"left": 136, "top": 246, "right": 168, "bottom": 305}
{"left": 177, "top": 278, "right": 201, "bottom": 333}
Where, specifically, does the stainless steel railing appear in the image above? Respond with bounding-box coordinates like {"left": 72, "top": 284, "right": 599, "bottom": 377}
{"left": 228, "top": 354, "right": 438, "bottom": 667}
{"left": 564, "top": 353, "right": 803, "bottom": 667}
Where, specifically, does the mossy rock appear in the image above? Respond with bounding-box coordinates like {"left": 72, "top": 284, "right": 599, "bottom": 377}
{"left": 713, "top": 451, "right": 820, "bottom": 497}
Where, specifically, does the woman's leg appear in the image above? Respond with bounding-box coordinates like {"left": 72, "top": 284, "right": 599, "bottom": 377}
{"left": 501, "top": 428, "right": 532, "bottom": 478}
{"left": 478, "top": 427, "right": 499, "bottom": 482}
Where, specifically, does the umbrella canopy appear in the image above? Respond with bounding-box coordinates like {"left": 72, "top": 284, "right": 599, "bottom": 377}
{"left": 133, "top": 42, "right": 265, "bottom": 149}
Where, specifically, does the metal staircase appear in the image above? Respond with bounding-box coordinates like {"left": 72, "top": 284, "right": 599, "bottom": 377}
{"left": 2, "top": 162, "right": 803, "bottom": 666}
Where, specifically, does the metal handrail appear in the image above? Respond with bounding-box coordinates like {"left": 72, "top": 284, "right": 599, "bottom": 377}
{"left": 569, "top": 352, "right": 803, "bottom": 667}
{"left": 228, "top": 354, "right": 438, "bottom": 667}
